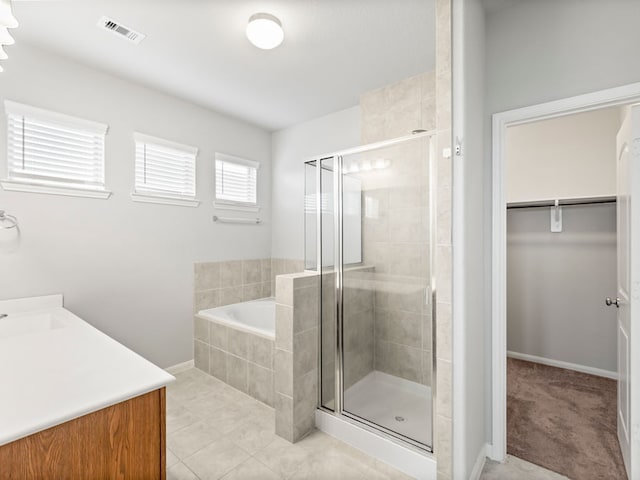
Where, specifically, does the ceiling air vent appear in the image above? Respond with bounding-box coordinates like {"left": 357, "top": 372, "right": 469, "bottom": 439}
{"left": 97, "top": 16, "right": 146, "bottom": 45}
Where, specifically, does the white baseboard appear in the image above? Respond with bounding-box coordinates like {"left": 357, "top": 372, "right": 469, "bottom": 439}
{"left": 165, "top": 359, "right": 194, "bottom": 375}
{"left": 507, "top": 351, "right": 617, "bottom": 380}
{"left": 469, "top": 443, "right": 489, "bottom": 480}
{"left": 487, "top": 442, "right": 503, "bottom": 462}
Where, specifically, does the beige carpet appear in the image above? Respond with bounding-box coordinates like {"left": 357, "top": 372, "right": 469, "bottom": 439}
{"left": 507, "top": 358, "right": 627, "bottom": 480}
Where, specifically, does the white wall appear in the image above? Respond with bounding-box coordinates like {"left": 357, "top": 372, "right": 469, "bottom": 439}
{"left": 271, "top": 106, "right": 360, "bottom": 260}
{"left": 0, "top": 44, "right": 272, "bottom": 368}
{"left": 453, "top": 0, "right": 487, "bottom": 477}
{"left": 507, "top": 204, "right": 617, "bottom": 373}
{"left": 484, "top": 0, "right": 640, "bottom": 449}
{"left": 506, "top": 108, "right": 620, "bottom": 203}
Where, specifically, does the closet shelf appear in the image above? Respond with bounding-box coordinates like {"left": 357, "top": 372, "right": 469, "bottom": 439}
{"left": 507, "top": 195, "right": 616, "bottom": 209}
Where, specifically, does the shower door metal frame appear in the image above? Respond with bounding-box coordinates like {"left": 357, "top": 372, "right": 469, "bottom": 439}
{"left": 311, "top": 131, "right": 437, "bottom": 454}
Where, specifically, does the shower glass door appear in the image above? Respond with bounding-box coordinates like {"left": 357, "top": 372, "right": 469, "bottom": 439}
{"left": 307, "top": 133, "right": 434, "bottom": 451}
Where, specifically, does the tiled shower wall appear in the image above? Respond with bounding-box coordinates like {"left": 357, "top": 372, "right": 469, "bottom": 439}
{"left": 193, "top": 258, "right": 304, "bottom": 312}
{"left": 434, "top": 0, "right": 453, "bottom": 477}
{"left": 357, "top": 71, "right": 435, "bottom": 388}
{"left": 355, "top": 2, "right": 453, "bottom": 473}
{"left": 321, "top": 267, "right": 376, "bottom": 407}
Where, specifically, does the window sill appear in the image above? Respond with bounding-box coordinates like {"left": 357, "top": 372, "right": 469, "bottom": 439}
{"left": 131, "top": 192, "right": 201, "bottom": 208}
{"left": 1, "top": 180, "right": 112, "bottom": 199}
{"left": 213, "top": 201, "right": 260, "bottom": 212}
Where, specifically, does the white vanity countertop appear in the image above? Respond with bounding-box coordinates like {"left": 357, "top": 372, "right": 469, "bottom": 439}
{"left": 0, "top": 294, "right": 175, "bottom": 447}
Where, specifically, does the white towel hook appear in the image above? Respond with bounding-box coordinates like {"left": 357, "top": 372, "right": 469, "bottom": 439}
{"left": 550, "top": 200, "right": 562, "bottom": 233}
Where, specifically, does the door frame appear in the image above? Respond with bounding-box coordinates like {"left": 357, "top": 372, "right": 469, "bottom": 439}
{"left": 490, "top": 82, "right": 640, "bottom": 461}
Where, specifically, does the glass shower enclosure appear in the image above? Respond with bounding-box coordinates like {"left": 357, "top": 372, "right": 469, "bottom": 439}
{"left": 305, "top": 132, "right": 435, "bottom": 451}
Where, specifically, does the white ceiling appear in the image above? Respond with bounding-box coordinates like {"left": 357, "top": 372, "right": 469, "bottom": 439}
{"left": 11, "top": 1, "right": 435, "bottom": 131}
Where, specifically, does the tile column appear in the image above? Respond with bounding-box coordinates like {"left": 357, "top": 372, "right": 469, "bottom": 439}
{"left": 274, "top": 272, "right": 319, "bottom": 443}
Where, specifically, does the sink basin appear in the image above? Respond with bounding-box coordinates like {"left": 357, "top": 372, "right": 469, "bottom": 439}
{"left": 0, "top": 311, "right": 71, "bottom": 338}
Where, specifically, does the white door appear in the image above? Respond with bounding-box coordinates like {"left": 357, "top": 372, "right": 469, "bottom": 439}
{"left": 616, "top": 105, "right": 640, "bottom": 478}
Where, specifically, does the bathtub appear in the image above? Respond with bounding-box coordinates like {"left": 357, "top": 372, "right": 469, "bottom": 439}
{"left": 194, "top": 297, "right": 276, "bottom": 406}
{"left": 197, "top": 297, "right": 275, "bottom": 340}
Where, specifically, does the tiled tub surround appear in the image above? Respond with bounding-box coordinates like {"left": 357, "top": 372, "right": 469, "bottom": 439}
{"left": 193, "top": 258, "right": 304, "bottom": 313}
{"left": 194, "top": 299, "right": 276, "bottom": 407}
{"left": 274, "top": 272, "right": 319, "bottom": 443}
{"left": 193, "top": 258, "right": 304, "bottom": 407}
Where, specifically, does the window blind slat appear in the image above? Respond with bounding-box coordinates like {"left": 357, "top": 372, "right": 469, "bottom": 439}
{"left": 14, "top": 169, "right": 104, "bottom": 185}
{"left": 8, "top": 135, "right": 102, "bottom": 154}
{"left": 9, "top": 142, "right": 102, "bottom": 162}
{"left": 8, "top": 148, "right": 104, "bottom": 171}
{"left": 215, "top": 157, "right": 258, "bottom": 205}
{"left": 9, "top": 158, "right": 103, "bottom": 176}
{"left": 136, "top": 153, "right": 195, "bottom": 172}
{"left": 14, "top": 116, "right": 101, "bottom": 139}
{"left": 6, "top": 106, "right": 106, "bottom": 189}
{"left": 9, "top": 120, "right": 103, "bottom": 145}
{"left": 134, "top": 136, "right": 197, "bottom": 198}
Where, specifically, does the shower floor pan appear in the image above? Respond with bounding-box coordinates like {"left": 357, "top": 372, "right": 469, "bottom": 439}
{"left": 343, "top": 370, "right": 432, "bottom": 447}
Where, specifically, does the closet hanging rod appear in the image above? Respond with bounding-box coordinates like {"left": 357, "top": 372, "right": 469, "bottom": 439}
{"left": 507, "top": 196, "right": 616, "bottom": 210}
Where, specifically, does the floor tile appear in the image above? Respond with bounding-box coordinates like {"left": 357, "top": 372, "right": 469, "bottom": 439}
{"left": 167, "top": 420, "right": 225, "bottom": 460}
{"left": 167, "top": 406, "right": 201, "bottom": 434}
{"left": 183, "top": 441, "right": 250, "bottom": 480}
{"left": 167, "top": 369, "right": 411, "bottom": 480}
{"left": 227, "top": 417, "right": 278, "bottom": 454}
{"left": 167, "top": 462, "right": 199, "bottom": 480}
{"left": 219, "top": 457, "right": 281, "bottom": 480}
{"left": 182, "top": 392, "right": 234, "bottom": 419}
{"left": 253, "top": 436, "right": 311, "bottom": 478}
{"left": 166, "top": 448, "right": 180, "bottom": 469}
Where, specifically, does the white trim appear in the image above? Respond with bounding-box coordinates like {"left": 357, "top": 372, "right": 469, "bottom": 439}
{"left": 0, "top": 294, "right": 63, "bottom": 314}
{"left": 315, "top": 410, "right": 436, "bottom": 480}
{"left": 1, "top": 180, "right": 112, "bottom": 199}
{"left": 4, "top": 100, "right": 109, "bottom": 135}
{"left": 491, "top": 81, "right": 640, "bottom": 462}
{"left": 133, "top": 132, "right": 198, "bottom": 156}
{"left": 301, "top": 130, "right": 437, "bottom": 164}
{"left": 507, "top": 351, "right": 618, "bottom": 380}
{"left": 165, "top": 359, "right": 194, "bottom": 375}
{"left": 212, "top": 201, "right": 260, "bottom": 212}
{"left": 215, "top": 152, "right": 260, "bottom": 170}
{"left": 131, "top": 192, "right": 200, "bottom": 208}
{"left": 451, "top": 0, "right": 466, "bottom": 476}
{"left": 469, "top": 443, "right": 489, "bottom": 480}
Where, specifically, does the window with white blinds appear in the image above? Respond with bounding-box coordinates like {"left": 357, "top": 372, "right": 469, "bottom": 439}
{"left": 4, "top": 101, "right": 108, "bottom": 192}
{"left": 134, "top": 133, "right": 198, "bottom": 201}
{"left": 215, "top": 153, "right": 259, "bottom": 207}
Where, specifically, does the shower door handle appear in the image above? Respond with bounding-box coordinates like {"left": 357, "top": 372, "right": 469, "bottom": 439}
{"left": 605, "top": 297, "right": 620, "bottom": 308}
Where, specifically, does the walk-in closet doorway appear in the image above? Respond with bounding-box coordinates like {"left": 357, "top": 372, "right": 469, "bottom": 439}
{"left": 491, "top": 83, "right": 640, "bottom": 480}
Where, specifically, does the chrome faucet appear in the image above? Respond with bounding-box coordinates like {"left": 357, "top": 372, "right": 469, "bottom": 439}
{"left": 0, "top": 314, "right": 7, "bottom": 319}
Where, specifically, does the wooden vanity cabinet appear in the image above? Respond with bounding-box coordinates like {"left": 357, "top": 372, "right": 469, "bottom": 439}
{"left": 0, "top": 388, "right": 166, "bottom": 480}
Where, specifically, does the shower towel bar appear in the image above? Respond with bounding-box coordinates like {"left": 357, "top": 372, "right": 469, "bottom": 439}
{"left": 213, "top": 215, "right": 261, "bottom": 224}
{"left": 0, "top": 210, "right": 18, "bottom": 229}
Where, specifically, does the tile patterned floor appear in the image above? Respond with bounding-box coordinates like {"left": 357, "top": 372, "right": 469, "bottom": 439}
{"left": 480, "top": 455, "right": 570, "bottom": 480}
{"left": 166, "top": 368, "right": 414, "bottom": 480}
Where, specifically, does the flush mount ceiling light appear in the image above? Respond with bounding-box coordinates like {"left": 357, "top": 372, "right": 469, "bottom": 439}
{"left": 246, "top": 13, "right": 283, "bottom": 50}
